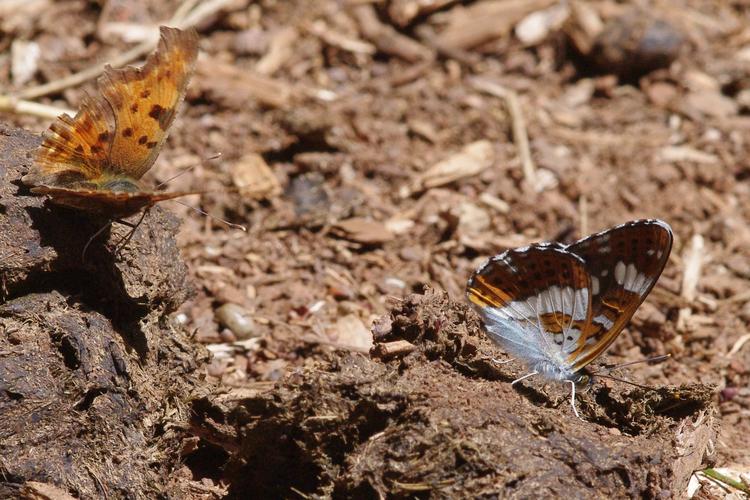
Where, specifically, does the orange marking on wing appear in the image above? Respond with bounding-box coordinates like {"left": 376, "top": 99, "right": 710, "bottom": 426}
{"left": 568, "top": 293, "right": 639, "bottom": 369}
{"left": 471, "top": 275, "right": 513, "bottom": 304}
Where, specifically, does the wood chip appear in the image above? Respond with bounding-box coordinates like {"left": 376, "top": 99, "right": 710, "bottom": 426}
{"left": 388, "top": 0, "right": 459, "bottom": 27}
{"left": 353, "top": 4, "right": 433, "bottom": 62}
{"left": 564, "top": 0, "right": 604, "bottom": 55}
{"left": 479, "top": 192, "right": 510, "bottom": 214}
{"left": 658, "top": 146, "right": 720, "bottom": 165}
{"left": 307, "top": 20, "right": 376, "bottom": 55}
{"left": 403, "top": 140, "right": 495, "bottom": 196}
{"left": 435, "top": 0, "right": 555, "bottom": 50}
{"left": 231, "top": 153, "right": 282, "bottom": 199}
{"left": 515, "top": 3, "right": 570, "bottom": 46}
{"left": 196, "top": 60, "right": 293, "bottom": 109}
{"left": 255, "top": 26, "right": 299, "bottom": 75}
{"left": 371, "top": 339, "right": 417, "bottom": 359}
{"left": 333, "top": 217, "right": 395, "bottom": 244}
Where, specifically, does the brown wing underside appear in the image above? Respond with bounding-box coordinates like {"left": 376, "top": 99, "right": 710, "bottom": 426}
{"left": 30, "top": 186, "right": 196, "bottom": 219}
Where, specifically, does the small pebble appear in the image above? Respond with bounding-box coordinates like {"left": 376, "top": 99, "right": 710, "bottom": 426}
{"left": 219, "top": 328, "right": 237, "bottom": 343}
{"left": 590, "top": 11, "right": 683, "bottom": 79}
{"left": 215, "top": 303, "right": 258, "bottom": 340}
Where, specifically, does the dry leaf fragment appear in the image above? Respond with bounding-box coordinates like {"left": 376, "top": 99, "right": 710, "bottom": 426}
{"left": 21, "top": 481, "right": 77, "bottom": 500}
{"left": 333, "top": 218, "right": 394, "bottom": 244}
{"left": 331, "top": 314, "right": 373, "bottom": 351}
{"left": 231, "top": 153, "right": 281, "bottom": 200}
{"left": 404, "top": 140, "right": 494, "bottom": 196}
{"left": 515, "top": 3, "right": 570, "bottom": 46}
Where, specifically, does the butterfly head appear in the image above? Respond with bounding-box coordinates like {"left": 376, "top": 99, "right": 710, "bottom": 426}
{"left": 571, "top": 369, "right": 594, "bottom": 391}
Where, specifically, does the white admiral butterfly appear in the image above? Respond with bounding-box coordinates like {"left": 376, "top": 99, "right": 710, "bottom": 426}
{"left": 466, "top": 219, "right": 673, "bottom": 417}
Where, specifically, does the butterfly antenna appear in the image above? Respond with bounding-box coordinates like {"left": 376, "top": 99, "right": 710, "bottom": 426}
{"left": 589, "top": 354, "right": 671, "bottom": 390}
{"left": 596, "top": 354, "right": 671, "bottom": 372}
{"left": 168, "top": 199, "right": 247, "bottom": 231}
{"left": 594, "top": 373, "right": 656, "bottom": 391}
{"left": 155, "top": 152, "right": 222, "bottom": 190}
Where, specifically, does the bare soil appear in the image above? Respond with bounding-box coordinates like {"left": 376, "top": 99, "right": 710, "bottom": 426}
{"left": 1, "top": 0, "right": 749, "bottom": 498}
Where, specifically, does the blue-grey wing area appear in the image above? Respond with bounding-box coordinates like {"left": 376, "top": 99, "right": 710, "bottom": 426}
{"left": 466, "top": 245, "right": 593, "bottom": 381}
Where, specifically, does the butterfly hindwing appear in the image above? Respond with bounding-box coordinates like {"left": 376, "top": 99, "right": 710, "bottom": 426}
{"left": 467, "top": 245, "right": 593, "bottom": 366}
{"left": 565, "top": 219, "right": 673, "bottom": 370}
{"left": 27, "top": 93, "right": 114, "bottom": 185}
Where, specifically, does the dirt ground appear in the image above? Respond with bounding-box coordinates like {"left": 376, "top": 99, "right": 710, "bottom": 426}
{"left": 1, "top": 0, "right": 750, "bottom": 498}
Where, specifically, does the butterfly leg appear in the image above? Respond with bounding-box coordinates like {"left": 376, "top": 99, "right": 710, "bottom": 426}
{"left": 567, "top": 379, "right": 583, "bottom": 420}
{"left": 491, "top": 357, "right": 513, "bottom": 365}
{"left": 81, "top": 220, "right": 113, "bottom": 262}
{"left": 511, "top": 371, "right": 538, "bottom": 386}
{"left": 112, "top": 209, "right": 149, "bottom": 256}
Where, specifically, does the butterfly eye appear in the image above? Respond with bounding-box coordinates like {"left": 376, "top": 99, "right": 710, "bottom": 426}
{"left": 575, "top": 374, "right": 591, "bottom": 389}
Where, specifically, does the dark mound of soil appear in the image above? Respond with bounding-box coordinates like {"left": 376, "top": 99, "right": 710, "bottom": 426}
{"left": 0, "top": 126, "right": 210, "bottom": 498}
{"left": 198, "top": 288, "right": 715, "bottom": 499}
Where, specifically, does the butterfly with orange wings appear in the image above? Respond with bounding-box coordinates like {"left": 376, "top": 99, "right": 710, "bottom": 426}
{"left": 23, "top": 26, "right": 199, "bottom": 220}
{"left": 466, "top": 219, "right": 673, "bottom": 418}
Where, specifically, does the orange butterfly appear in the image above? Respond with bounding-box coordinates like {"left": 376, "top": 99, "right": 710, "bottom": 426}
{"left": 23, "top": 26, "right": 199, "bottom": 219}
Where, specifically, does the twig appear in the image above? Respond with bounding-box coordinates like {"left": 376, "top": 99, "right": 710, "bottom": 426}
{"left": 173, "top": 0, "right": 203, "bottom": 22}
{"left": 371, "top": 340, "right": 417, "bottom": 359}
{"left": 16, "top": 38, "right": 156, "bottom": 100}
{"left": 681, "top": 234, "right": 704, "bottom": 302}
{"left": 352, "top": 4, "right": 433, "bottom": 62}
{"left": 468, "top": 76, "right": 538, "bottom": 188}
{"left": 15, "top": 0, "right": 243, "bottom": 101}
{"left": 0, "top": 95, "right": 73, "bottom": 119}
{"left": 178, "top": 0, "right": 247, "bottom": 29}
{"left": 728, "top": 333, "right": 750, "bottom": 357}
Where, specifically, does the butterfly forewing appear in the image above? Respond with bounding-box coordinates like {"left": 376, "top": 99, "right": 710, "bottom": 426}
{"left": 467, "top": 245, "right": 593, "bottom": 368}
{"left": 100, "top": 26, "right": 199, "bottom": 179}
{"left": 565, "top": 219, "right": 673, "bottom": 370}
